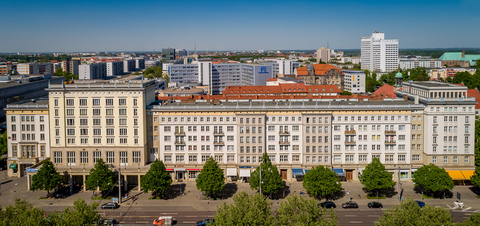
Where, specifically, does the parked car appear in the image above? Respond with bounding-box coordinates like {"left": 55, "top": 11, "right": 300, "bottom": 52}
{"left": 342, "top": 201, "right": 359, "bottom": 208}
{"left": 415, "top": 201, "right": 425, "bottom": 208}
{"left": 101, "top": 202, "right": 119, "bottom": 209}
{"left": 197, "top": 218, "right": 215, "bottom": 226}
{"left": 368, "top": 201, "right": 383, "bottom": 208}
{"left": 319, "top": 201, "right": 336, "bottom": 209}
{"left": 103, "top": 218, "right": 117, "bottom": 225}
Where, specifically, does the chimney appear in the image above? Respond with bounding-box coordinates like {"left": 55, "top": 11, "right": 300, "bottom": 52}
{"left": 462, "top": 50, "right": 465, "bottom": 58}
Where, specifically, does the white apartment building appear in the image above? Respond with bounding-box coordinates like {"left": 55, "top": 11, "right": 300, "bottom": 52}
{"left": 399, "top": 57, "right": 442, "bottom": 70}
{"left": 343, "top": 70, "right": 366, "bottom": 93}
{"left": 106, "top": 61, "right": 124, "bottom": 76}
{"left": 316, "top": 47, "right": 330, "bottom": 64}
{"left": 79, "top": 63, "right": 107, "bottom": 80}
{"left": 123, "top": 59, "right": 136, "bottom": 73}
{"left": 277, "top": 60, "right": 300, "bottom": 76}
{"left": 361, "top": 31, "right": 399, "bottom": 72}
{"left": 6, "top": 99, "right": 50, "bottom": 178}
{"left": 17, "top": 63, "right": 54, "bottom": 75}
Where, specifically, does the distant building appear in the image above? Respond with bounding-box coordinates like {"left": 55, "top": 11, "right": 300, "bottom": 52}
{"left": 17, "top": 63, "right": 54, "bottom": 75}
{"left": 361, "top": 31, "right": 399, "bottom": 72}
{"left": 135, "top": 59, "right": 145, "bottom": 70}
{"left": 79, "top": 63, "right": 107, "bottom": 79}
{"left": 106, "top": 61, "right": 124, "bottom": 76}
{"left": 429, "top": 68, "right": 476, "bottom": 80}
{"left": 343, "top": 70, "right": 366, "bottom": 93}
{"left": 295, "top": 64, "right": 345, "bottom": 90}
{"left": 123, "top": 59, "right": 136, "bottom": 73}
{"left": 145, "top": 60, "right": 160, "bottom": 69}
{"left": 277, "top": 60, "right": 300, "bottom": 76}
{"left": 266, "top": 77, "right": 302, "bottom": 86}
{"left": 316, "top": 47, "right": 330, "bottom": 64}
{"left": 439, "top": 50, "right": 480, "bottom": 67}
{"left": 399, "top": 56, "right": 442, "bottom": 70}
{"left": 223, "top": 84, "right": 342, "bottom": 96}
{"left": 61, "top": 60, "right": 80, "bottom": 76}
{"left": 162, "top": 48, "right": 176, "bottom": 62}
{"left": 178, "top": 49, "right": 188, "bottom": 57}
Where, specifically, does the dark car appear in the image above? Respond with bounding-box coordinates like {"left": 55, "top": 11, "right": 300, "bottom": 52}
{"left": 101, "top": 202, "right": 119, "bottom": 209}
{"left": 368, "top": 201, "right": 383, "bottom": 208}
{"left": 320, "top": 201, "right": 336, "bottom": 209}
{"left": 103, "top": 218, "right": 117, "bottom": 225}
{"left": 415, "top": 201, "right": 425, "bottom": 208}
{"left": 342, "top": 201, "right": 359, "bottom": 208}
{"left": 197, "top": 218, "right": 215, "bottom": 226}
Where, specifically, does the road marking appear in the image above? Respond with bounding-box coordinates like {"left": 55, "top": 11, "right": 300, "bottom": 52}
{"left": 160, "top": 212, "right": 178, "bottom": 214}
{"left": 183, "top": 221, "right": 197, "bottom": 223}
{"left": 136, "top": 221, "right": 149, "bottom": 224}
{"left": 446, "top": 205, "right": 452, "bottom": 209}
{"left": 185, "top": 216, "right": 197, "bottom": 217}
{"left": 462, "top": 207, "right": 472, "bottom": 211}
{"left": 368, "top": 215, "right": 380, "bottom": 217}
{"left": 345, "top": 215, "right": 357, "bottom": 217}
{"left": 474, "top": 210, "right": 480, "bottom": 213}
{"left": 350, "top": 221, "right": 363, "bottom": 224}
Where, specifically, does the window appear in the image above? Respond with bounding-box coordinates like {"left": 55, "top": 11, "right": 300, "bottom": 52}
{"left": 133, "top": 151, "right": 141, "bottom": 163}
{"left": 176, "top": 155, "right": 185, "bottom": 162}
{"left": 81, "top": 152, "right": 88, "bottom": 164}
{"left": 66, "top": 99, "right": 74, "bottom": 106}
{"left": 398, "top": 155, "right": 406, "bottom": 161}
{"left": 465, "top": 156, "right": 469, "bottom": 163}
{"left": 202, "top": 155, "right": 209, "bottom": 162}
{"left": 444, "top": 156, "right": 448, "bottom": 163}
{"left": 280, "top": 155, "right": 288, "bottom": 162}
{"left": 107, "top": 152, "right": 115, "bottom": 163}
{"left": 93, "top": 109, "right": 100, "bottom": 116}
{"left": 334, "top": 155, "right": 341, "bottom": 162}
{"left": 54, "top": 152, "right": 62, "bottom": 163}
{"left": 67, "top": 152, "right": 76, "bottom": 165}
{"left": 120, "top": 151, "right": 128, "bottom": 165}
{"left": 119, "top": 109, "right": 127, "bottom": 115}
{"left": 359, "top": 155, "right": 367, "bottom": 162}
{"left": 433, "top": 156, "right": 437, "bottom": 163}
{"left": 453, "top": 156, "right": 458, "bottom": 163}
{"left": 412, "top": 155, "right": 420, "bottom": 161}
{"left": 345, "top": 155, "right": 354, "bottom": 162}
{"left": 164, "top": 155, "right": 172, "bottom": 162}
{"left": 385, "top": 155, "right": 394, "bottom": 162}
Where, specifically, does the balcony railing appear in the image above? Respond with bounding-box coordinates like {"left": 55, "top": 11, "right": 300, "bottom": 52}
{"left": 174, "top": 131, "right": 185, "bottom": 136}
{"left": 174, "top": 141, "right": 186, "bottom": 145}
{"left": 344, "top": 141, "right": 356, "bottom": 145}
{"left": 279, "top": 131, "right": 290, "bottom": 135}
{"left": 279, "top": 141, "right": 290, "bottom": 145}
{"left": 213, "top": 141, "right": 225, "bottom": 145}
{"left": 344, "top": 130, "right": 356, "bottom": 135}
{"left": 385, "top": 140, "right": 396, "bottom": 144}
{"left": 213, "top": 131, "right": 224, "bottom": 136}
{"left": 384, "top": 130, "right": 396, "bottom": 134}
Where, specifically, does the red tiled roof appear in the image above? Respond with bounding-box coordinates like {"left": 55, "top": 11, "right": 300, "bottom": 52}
{"left": 266, "top": 78, "right": 277, "bottom": 81}
{"left": 467, "top": 89, "right": 480, "bottom": 109}
{"left": 296, "top": 64, "right": 343, "bottom": 76}
{"left": 373, "top": 84, "right": 397, "bottom": 98}
{"left": 222, "top": 84, "right": 342, "bottom": 95}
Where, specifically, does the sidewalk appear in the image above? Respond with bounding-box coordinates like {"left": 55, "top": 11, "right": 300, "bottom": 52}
{"left": 1, "top": 176, "right": 479, "bottom": 212}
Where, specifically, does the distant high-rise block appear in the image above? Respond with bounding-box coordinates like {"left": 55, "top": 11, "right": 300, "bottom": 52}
{"left": 361, "top": 31, "right": 399, "bottom": 73}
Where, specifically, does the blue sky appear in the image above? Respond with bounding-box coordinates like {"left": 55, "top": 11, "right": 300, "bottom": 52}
{"left": 1, "top": 0, "right": 479, "bottom": 52}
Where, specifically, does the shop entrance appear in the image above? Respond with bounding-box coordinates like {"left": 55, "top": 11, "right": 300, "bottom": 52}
{"left": 281, "top": 169, "right": 287, "bottom": 180}
{"left": 345, "top": 170, "right": 353, "bottom": 181}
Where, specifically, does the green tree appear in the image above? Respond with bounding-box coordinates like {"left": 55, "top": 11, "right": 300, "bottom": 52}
{"left": 470, "top": 167, "right": 480, "bottom": 189}
{"left": 475, "top": 117, "right": 480, "bottom": 167}
{"left": 340, "top": 91, "right": 352, "bottom": 95}
{"left": 31, "top": 159, "right": 63, "bottom": 196}
{"left": 54, "top": 67, "right": 78, "bottom": 80}
{"left": 250, "top": 153, "right": 283, "bottom": 196}
{"left": 84, "top": 159, "right": 117, "bottom": 196}
{"left": 141, "top": 159, "right": 172, "bottom": 197}
{"left": 359, "top": 158, "right": 396, "bottom": 196}
{"left": 412, "top": 164, "right": 454, "bottom": 196}
{"left": 303, "top": 166, "right": 341, "bottom": 200}
{"left": 196, "top": 157, "right": 225, "bottom": 197}
{"left": 458, "top": 213, "right": 480, "bottom": 226}
{"left": 144, "top": 66, "right": 163, "bottom": 78}
{"left": 59, "top": 199, "right": 102, "bottom": 225}
{"left": 274, "top": 195, "right": 338, "bottom": 226}
{"left": 376, "top": 198, "right": 453, "bottom": 226}
{"left": 214, "top": 191, "right": 274, "bottom": 226}
{"left": 0, "top": 198, "right": 47, "bottom": 225}
{"left": 0, "top": 132, "right": 7, "bottom": 158}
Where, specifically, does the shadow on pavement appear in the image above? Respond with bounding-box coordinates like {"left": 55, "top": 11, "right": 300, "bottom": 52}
{"left": 1, "top": 180, "right": 13, "bottom": 185}
{"left": 217, "top": 183, "right": 238, "bottom": 200}
{"left": 163, "top": 184, "right": 185, "bottom": 200}
{"left": 414, "top": 186, "right": 453, "bottom": 199}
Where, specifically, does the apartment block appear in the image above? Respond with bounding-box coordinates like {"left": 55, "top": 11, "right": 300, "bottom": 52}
{"left": 106, "top": 61, "right": 124, "bottom": 76}
{"left": 17, "top": 63, "right": 54, "bottom": 75}
{"left": 79, "top": 63, "right": 107, "bottom": 79}
{"left": 361, "top": 31, "right": 399, "bottom": 72}
{"left": 123, "top": 60, "right": 136, "bottom": 73}
{"left": 343, "top": 70, "right": 366, "bottom": 93}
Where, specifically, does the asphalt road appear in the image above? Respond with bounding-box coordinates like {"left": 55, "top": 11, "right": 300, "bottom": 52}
{"left": 42, "top": 206, "right": 474, "bottom": 226}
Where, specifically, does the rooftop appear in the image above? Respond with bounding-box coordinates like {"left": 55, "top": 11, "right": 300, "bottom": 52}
{"left": 296, "top": 64, "right": 343, "bottom": 76}
{"left": 467, "top": 88, "right": 480, "bottom": 109}
{"left": 5, "top": 98, "right": 49, "bottom": 110}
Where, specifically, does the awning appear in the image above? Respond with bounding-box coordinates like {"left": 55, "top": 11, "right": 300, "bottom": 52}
{"left": 461, "top": 170, "right": 475, "bottom": 180}
{"left": 292, "top": 168, "right": 304, "bottom": 176}
{"left": 239, "top": 169, "right": 251, "bottom": 177}
{"left": 26, "top": 168, "right": 38, "bottom": 173}
{"left": 187, "top": 168, "right": 200, "bottom": 171}
{"left": 332, "top": 168, "right": 344, "bottom": 176}
{"left": 9, "top": 163, "right": 17, "bottom": 169}
{"left": 227, "top": 168, "right": 237, "bottom": 176}
{"left": 166, "top": 168, "right": 174, "bottom": 171}
{"left": 239, "top": 166, "right": 251, "bottom": 168}
{"left": 174, "top": 168, "right": 186, "bottom": 171}
{"left": 304, "top": 169, "right": 309, "bottom": 174}
{"left": 446, "top": 170, "right": 466, "bottom": 180}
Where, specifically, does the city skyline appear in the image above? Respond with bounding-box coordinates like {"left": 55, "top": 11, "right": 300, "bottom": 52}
{"left": 1, "top": 0, "right": 479, "bottom": 52}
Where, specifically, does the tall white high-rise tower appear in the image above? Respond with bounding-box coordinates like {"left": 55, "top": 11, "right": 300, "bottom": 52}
{"left": 361, "top": 31, "right": 399, "bottom": 73}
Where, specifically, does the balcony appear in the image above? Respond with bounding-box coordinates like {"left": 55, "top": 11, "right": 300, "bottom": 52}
{"left": 344, "top": 130, "right": 356, "bottom": 135}
{"left": 279, "top": 131, "right": 290, "bottom": 135}
{"left": 384, "top": 130, "right": 396, "bottom": 135}
{"left": 344, "top": 141, "right": 356, "bottom": 145}
{"left": 213, "top": 131, "right": 224, "bottom": 136}
{"left": 174, "top": 131, "right": 185, "bottom": 136}
{"left": 279, "top": 141, "right": 290, "bottom": 145}
{"left": 213, "top": 141, "right": 225, "bottom": 145}
{"left": 174, "top": 141, "right": 186, "bottom": 145}
{"left": 385, "top": 140, "right": 396, "bottom": 144}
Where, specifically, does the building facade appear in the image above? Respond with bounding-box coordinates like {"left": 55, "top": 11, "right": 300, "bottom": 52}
{"left": 361, "top": 31, "right": 399, "bottom": 72}
{"left": 399, "top": 57, "right": 442, "bottom": 70}
{"left": 106, "top": 61, "right": 124, "bottom": 76}
{"left": 79, "top": 63, "right": 107, "bottom": 80}
{"left": 17, "top": 63, "right": 54, "bottom": 75}
{"left": 343, "top": 70, "right": 366, "bottom": 93}
{"left": 316, "top": 47, "right": 330, "bottom": 64}
{"left": 295, "top": 64, "right": 345, "bottom": 90}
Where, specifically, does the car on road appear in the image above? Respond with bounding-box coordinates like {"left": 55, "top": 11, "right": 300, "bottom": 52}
{"left": 103, "top": 218, "right": 117, "bottom": 225}
{"left": 197, "top": 218, "right": 215, "bottom": 226}
{"left": 367, "top": 201, "right": 383, "bottom": 208}
{"left": 319, "top": 201, "right": 336, "bottom": 209}
{"left": 415, "top": 201, "right": 425, "bottom": 208}
{"left": 101, "top": 202, "right": 119, "bottom": 209}
{"left": 342, "top": 201, "right": 359, "bottom": 208}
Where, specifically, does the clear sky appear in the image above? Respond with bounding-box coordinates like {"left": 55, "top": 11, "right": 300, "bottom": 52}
{"left": 1, "top": 0, "right": 479, "bottom": 52}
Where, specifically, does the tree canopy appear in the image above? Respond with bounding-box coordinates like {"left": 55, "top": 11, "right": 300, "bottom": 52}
{"left": 302, "top": 166, "right": 342, "bottom": 200}
{"left": 274, "top": 195, "right": 338, "bottom": 226}
{"left": 359, "top": 158, "right": 396, "bottom": 194}
{"left": 375, "top": 198, "right": 453, "bottom": 226}
{"left": 457, "top": 213, "right": 480, "bottom": 226}
{"left": 54, "top": 67, "right": 78, "bottom": 80}
{"left": 196, "top": 157, "right": 225, "bottom": 197}
{"left": 0, "top": 198, "right": 47, "bottom": 225}
{"left": 84, "top": 159, "right": 117, "bottom": 195}
{"left": 470, "top": 166, "right": 480, "bottom": 189}
{"left": 412, "top": 164, "right": 454, "bottom": 195}
{"left": 0, "top": 132, "right": 7, "bottom": 159}
{"left": 250, "top": 153, "right": 283, "bottom": 195}
{"left": 141, "top": 159, "right": 172, "bottom": 197}
{"left": 143, "top": 66, "right": 163, "bottom": 78}
{"left": 31, "top": 159, "right": 63, "bottom": 195}
{"left": 214, "top": 191, "right": 274, "bottom": 226}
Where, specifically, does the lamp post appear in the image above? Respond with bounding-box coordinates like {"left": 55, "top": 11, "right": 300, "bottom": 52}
{"left": 259, "top": 166, "right": 262, "bottom": 195}
{"left": 118, "top": 166, "right": 122, "bottom": 203}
